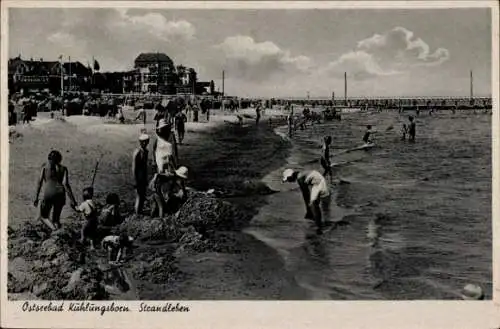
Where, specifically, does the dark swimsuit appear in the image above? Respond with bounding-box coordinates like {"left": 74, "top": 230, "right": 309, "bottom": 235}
{"left": 40, "top": 165, "right": 66, "bottom": 219}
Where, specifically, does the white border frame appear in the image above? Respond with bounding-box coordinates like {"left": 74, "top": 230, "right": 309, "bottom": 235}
{"left": 1, "top": 1, "right": 499, "bottom": 328}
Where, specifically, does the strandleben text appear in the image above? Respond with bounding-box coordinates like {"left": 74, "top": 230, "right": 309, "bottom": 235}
{"left": 21, "top": 301, "right": 190, "bottom": 315}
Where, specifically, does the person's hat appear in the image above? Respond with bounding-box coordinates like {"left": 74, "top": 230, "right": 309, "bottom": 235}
{"left": 175, "top": 166, "right": 188, "bottom": 179}
{"left": 139, "top": 134, "right": 150, "bottom": 142}
{"left": 282, "top": 169, "right": 295, "bottom": 183}
{"left": 461, "top": 284, "right": 484, "bottom": 300}
{"left": 157, "top": 119, "right": 170, "bottom": 130}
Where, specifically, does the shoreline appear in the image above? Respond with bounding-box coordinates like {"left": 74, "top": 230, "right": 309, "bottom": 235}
{"left": 134, "top": 116, "right": 310, "bottom": 300}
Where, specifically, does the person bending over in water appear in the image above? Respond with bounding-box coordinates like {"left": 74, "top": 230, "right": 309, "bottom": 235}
{"left": 320, "top": 136, "right": 333, "bottom": 182}
{"left": 282, "top": 169, "right": 331, "bottom": 235}
{"left": 408, "top": 116, "right": 416, "bottom": 142}
{"left": 34, "top": 150, "right": 77, "bottom": 231}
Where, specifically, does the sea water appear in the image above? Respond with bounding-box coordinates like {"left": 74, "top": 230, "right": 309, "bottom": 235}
{"left": 245, "top": 110, "right": 492, "bottom": 300}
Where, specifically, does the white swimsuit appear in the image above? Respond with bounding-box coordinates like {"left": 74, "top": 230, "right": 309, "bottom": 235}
{"left": 155, "top": 137, "right": 175, "bottom": 175}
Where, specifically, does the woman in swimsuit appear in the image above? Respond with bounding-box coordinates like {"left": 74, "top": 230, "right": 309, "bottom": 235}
{"left": 33, "top": 150, "right": 77, "bottom": 230}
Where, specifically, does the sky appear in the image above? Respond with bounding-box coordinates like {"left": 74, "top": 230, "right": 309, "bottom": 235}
{"left": 8, "top": 7, "right": 492, "bottom": 98}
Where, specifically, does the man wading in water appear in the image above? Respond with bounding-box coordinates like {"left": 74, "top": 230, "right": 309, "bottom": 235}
{"left": 132, "top": 134, "right": 150, "bottom": 215}
{"left": 255, "top": 103, "right": 262, "bottom": 126}
{"left": 320, "top": 136, "right": 333, "bottom": 182}
{"left": 282, "top": 169, "right": 331, "bottom": 235}
{"left": 408, "top": 116, "right": 416, "bottom": 142}
{"left": 33, "top": 150, "right": 77, "bottom": 231}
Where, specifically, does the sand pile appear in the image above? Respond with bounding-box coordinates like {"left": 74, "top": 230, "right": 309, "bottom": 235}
{"left": 131, "top": 246, "right": 181, "bottom": 284}
{"left": 8, "top": 220, "right": 109, "bottom": 300}
{"left": 175, "top": 191, "right": 254, "bottom": 232}
{"left": 116, "top": 216, "right": 182, "bottom": 243}
{"left": 8, "top": 190, "right": 255, "bottom": 300}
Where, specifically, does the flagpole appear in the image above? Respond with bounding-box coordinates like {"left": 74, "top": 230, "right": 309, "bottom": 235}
{"left": 470, "top": 70, "right": 473, "bottom": 100}
{"left": 92, "top": 56, "right": 95, "bottom": 90}
{"left": 68, "top": 56, "right": 72, "bottom": 92}
{"left": 60, "top": 55, "right": 64, "bottom": 97}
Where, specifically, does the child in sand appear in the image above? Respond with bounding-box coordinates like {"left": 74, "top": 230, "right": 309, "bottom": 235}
{"left": 74, "top": 187, "right": 99, "bottom": 250}
{"left": 101, "top": 233, "right": 134, "bottom": 265}
{"left": 99, "top": 193, "right": 122, "bottom": 228}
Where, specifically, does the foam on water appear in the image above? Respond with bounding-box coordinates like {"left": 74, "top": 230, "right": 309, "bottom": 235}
{"left": 246, "top": 110, "right": 492, "bottom": 300}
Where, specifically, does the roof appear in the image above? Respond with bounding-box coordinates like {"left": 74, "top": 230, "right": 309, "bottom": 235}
{"left": 8, "top": 57, "right": 91, "bottom": 76}
{"left": 9, "top": 59, "right": 59, "bottom": 76}
{"left": 62, "top": 62, "right": 92, "bottom": 75}
{"left": 134, "top": 53, "right": 174, "bottom": 66}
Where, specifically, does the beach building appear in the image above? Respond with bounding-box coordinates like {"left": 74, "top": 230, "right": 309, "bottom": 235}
{"left": 8, "top": 55, "right": 92, "bottom": 94}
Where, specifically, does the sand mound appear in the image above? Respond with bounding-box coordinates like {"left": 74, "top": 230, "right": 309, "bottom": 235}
{"left": 8, "top": 219, "right": 109, "bottom": 300}
{"left": 175, "top": 191, "right": 253, "bottom": 232}
{"left": 117, "top": 215, "right": 182, "bottom": 243}
{"left": 131, "top": 246, "right": 181, "bottom": 284}
{"left": 8, "top": 191, "right": 254, "bottom": 300}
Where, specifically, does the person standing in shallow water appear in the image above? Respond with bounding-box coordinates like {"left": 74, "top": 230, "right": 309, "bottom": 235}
{"left": 320, "top": 136, "right": 333, "bottom": 182}
{"left": 33, "top": 150, "right": 77, "bottom": 230}
{"left": 363, "top": 125, "right": 374, "bottom": 144}
{"left": 287, "top": 106, "right": 294, "bottom": 138}
{"left": 255, "top": 103, "right": 262, "bottom": 126}
{"left": 132, "top": 134, "right": 150, "bottom": 215}
{"left": 408, "top": 116, "right": 416, "bottom": 142}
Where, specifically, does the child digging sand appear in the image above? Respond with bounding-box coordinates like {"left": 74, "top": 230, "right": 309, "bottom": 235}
{"left": 101, "top": 233, "right": 134, "bottom": 265}
{"left": 74, "top": 187, "right": 99, "bottom": 250}
{"left": 99, "top": 193, "right": 123, "bottom": 228}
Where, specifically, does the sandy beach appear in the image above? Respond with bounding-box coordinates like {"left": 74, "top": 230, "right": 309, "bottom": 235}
{"left": 8, "top": 108, "right": 312, "bottom": 300}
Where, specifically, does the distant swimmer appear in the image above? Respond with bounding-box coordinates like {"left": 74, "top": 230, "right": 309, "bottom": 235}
{"left": 408, "top": 116, "right": 416, "bottom": 142}
{"left": 363, "top": 125, "right": 374, "bottom": 144}
{"left": 287, "top": 106, "right": 294, "bottom": 138}
{"left": 255, "top": 104, "right": 262, "bottom": 125}
{"left": 320, "top": 136, "right": 333, "bottom": 182}
{"left": 282, "top": 169, "right": 331, "bottom": 235}
{"left": 401, "top": 124, "right": 408, "bottom": 141}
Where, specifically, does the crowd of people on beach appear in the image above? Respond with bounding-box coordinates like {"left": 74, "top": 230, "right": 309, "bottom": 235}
{"left": 30, "top": 95, "right": 198, "bottom": 266}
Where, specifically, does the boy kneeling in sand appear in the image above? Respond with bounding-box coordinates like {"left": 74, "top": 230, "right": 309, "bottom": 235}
{"left": 150, "top": 166, "right": 189, "bottom": 217}
{"left": 101, "top": 233, "right": 134, "bottom": 265}
{"left": 282, "top": 169, "right": 331, "bottom": 235}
